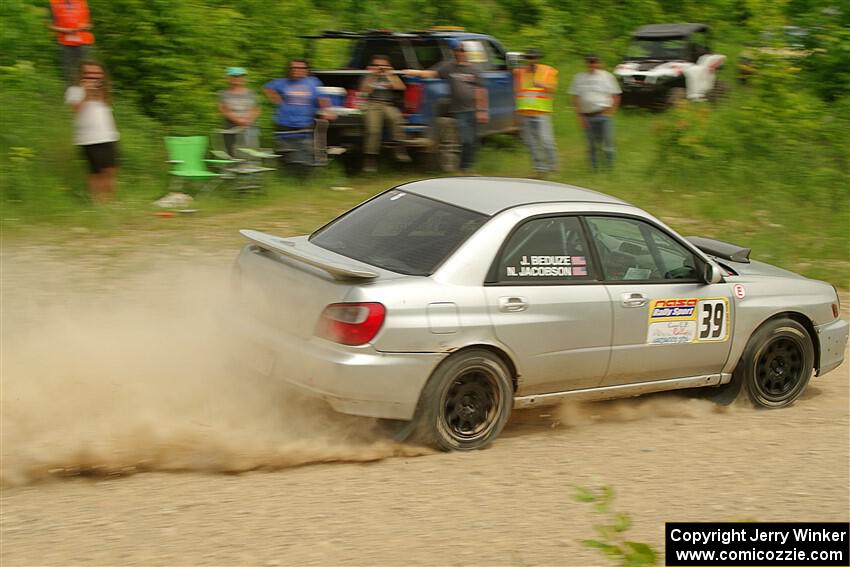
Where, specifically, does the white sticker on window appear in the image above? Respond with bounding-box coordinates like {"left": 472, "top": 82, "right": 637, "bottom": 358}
{"left": 624, "top": 267, "right": 652, "bottom": 280}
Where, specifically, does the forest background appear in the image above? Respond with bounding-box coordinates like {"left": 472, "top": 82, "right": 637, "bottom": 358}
{"left": 1, "top": 0, "right": 847, "bottom": 285}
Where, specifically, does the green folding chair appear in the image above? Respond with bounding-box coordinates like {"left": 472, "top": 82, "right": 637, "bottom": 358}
{"left": 165, "top": 136, "right": 238, "bottom": 193}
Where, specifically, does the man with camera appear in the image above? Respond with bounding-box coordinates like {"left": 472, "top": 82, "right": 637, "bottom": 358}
{"left": 359, "top": 55, "right": 410, "bottom": 173}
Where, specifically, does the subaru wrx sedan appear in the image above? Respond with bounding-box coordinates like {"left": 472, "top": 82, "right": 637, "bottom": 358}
{"left": 233, "top": 178, "right": 848, "bottom": 450}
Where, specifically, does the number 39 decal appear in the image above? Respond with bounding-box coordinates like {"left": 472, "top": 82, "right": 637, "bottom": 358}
{"left": 696, "top": 298, "right": 729, "bottom": 342}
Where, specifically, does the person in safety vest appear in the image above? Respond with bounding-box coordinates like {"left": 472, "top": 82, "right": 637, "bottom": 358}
{"left": 49, "top": 0, "right": 96, "bottom": 85}
{"left": 513, "top": 48, "right": 558, "bottom": 176}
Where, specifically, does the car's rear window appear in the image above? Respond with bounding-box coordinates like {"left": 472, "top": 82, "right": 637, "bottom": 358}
{"left": 310, "top": 190, "right": 488, "bottom": 276}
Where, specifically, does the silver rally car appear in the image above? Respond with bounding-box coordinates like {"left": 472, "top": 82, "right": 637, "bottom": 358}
{"left": 233, "top": 178, "right": 848, "bottom": 450}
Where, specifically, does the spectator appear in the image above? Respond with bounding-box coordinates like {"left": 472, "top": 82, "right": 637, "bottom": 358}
{"left": 49, "top": 0, "right": 95, "bottom": 85}
{"left": 405, "top": 39, "right": 488, "bottom": 174}
{"left": 359, "top": 55, "right": 410, "bottom": 173}
{"left": 513, "top": 48, "right": 558, "bottom": 176}
{"left": 569, "top": 54, "right": 621, "bottom": 170}
{"left": 263, "top": 59, "right": 334, "bottom": 166}
{"left": 64, "top": 60, "right": 119, "bottom": 201}
{"left": 218, "top": 66, "right": 260, "bottom": 158}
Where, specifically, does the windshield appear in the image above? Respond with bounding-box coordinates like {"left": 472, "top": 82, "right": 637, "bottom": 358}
{"left": 310, "top": 190, "right": 488, "bottom": 276}
{"left": 626, "top": 38, "right": 687, "bottom": 60}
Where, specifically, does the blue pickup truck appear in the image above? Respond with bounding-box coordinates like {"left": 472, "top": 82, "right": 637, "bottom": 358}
{"left": 303, "top": 28, "right": 518, "bottom": 171}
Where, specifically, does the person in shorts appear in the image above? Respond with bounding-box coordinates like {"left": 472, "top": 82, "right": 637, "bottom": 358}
{"left": 64, "top": 59, "right": 119, "bottom": 201}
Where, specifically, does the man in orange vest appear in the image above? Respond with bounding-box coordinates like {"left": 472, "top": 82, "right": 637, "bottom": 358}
{"left": 513, "top": 48, "right": 558, "bottom": 176}
{"left": 49, "top": 0, "right": 96, "bottom": 84}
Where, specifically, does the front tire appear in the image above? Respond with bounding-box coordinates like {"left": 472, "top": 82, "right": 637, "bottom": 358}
{"left": 412, "top": 349, "right": 513, "bottom": 451}
{"left": 735, "top": 318, "right": 814, "bottom": 408}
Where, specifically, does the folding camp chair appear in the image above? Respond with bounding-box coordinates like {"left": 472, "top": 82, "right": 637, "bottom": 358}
{"left": 210, "top": 128, "right": 276, "bottom": 191}
{"left": 165, "top": 136, "right": 234, "bottom": 193}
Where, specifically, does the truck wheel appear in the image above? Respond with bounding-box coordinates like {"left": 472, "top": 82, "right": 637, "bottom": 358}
{"left": 738, "top": 318, "right": 814, "bottom": 408}
{"left": 665, "top": 86, "right": 687, "bottom": 109}
{"left": 435, "top": 116, "right": 460, "bottom": 172}
{"left": 412, "top": 349, "right": 513, "bottom": 451}
{"left": 708, "top": 79, "right": 729, "bottom": 103}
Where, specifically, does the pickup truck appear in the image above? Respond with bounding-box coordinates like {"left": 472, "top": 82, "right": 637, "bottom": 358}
{"left": 303, "top": 29, "right": 518, "bottom": 171}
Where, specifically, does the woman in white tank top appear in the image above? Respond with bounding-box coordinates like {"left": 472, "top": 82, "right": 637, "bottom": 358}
{"left": 64, "top": 60, "right": 119, "bottom": 201}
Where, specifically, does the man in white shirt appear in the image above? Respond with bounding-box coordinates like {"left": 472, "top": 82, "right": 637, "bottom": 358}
{"left": 569, "top": 54, "right": 621, "bottom": 170}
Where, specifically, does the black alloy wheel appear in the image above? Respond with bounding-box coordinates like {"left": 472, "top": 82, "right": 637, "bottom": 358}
{"left": 439, "top": 368, "right": 501, "bottom": 442}
{"left": 743, "top": 318, "right": 814, "bottom": 408}
{"left": 753, "top": 337, "right": 805, "bottom": 401}
{"left": 412, "top": 349, "right": 513, "bottom": 451}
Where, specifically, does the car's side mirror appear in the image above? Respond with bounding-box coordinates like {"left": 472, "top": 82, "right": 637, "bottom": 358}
{"left": 506, "top": 51, "right": 523, "bottom": 69}
{"left": 703, "top": 262, "right": 724, "bottom": 284}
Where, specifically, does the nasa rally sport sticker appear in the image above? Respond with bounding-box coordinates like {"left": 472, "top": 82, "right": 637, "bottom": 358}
{"left": 733, "top": 283, "right": 746, "bottom": 299}
{"left": 646, "top": 297, "right": 730, "bottom": 345}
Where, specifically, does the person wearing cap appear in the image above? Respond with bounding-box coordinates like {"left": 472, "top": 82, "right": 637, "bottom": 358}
{"left": 218, "top": 67, "right": 261, "bottom": 157}
{"left": 514, "top": 48, "right": 559, "bottom": 176}
{"left": 404, "top": 38, "right": 488, "bottom": 173}
{"left": 569, "top": 54, "right": 622, "bottom": 170}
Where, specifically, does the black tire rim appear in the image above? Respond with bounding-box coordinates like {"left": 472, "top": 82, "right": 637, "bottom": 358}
{"left": 754, "top": 336, "right": 805, "bottom": 401}
{"left": 440, "top": 366, "right": 501, "bottom": 442}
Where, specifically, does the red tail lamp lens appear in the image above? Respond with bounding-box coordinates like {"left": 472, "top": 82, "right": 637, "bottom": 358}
{"left": 832, "top": 303, "right": 839, "bottom": 319}
{"left": 404, "top": 83, "right": 423, "bottom": 113}
{"left": 316, "top": 302, "right": 386, "bottom": 346}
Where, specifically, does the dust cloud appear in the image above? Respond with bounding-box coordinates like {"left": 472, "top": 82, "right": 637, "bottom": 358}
{"left": 555, "top": 393, "right": 735, "bottom": 429}
{"left": 0, "top": 263, "right": 426, "bottom": 487}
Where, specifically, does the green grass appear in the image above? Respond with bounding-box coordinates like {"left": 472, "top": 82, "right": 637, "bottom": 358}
{"left": 1, "top": 60, "right": 848, "bottom": 288}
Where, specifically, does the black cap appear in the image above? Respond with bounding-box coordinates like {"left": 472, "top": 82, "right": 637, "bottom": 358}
{"left": 525, "top": 48, "right": 541, "bottom": 60}
{"left": 585, "top": 53, "right": 600, "bottom": 62}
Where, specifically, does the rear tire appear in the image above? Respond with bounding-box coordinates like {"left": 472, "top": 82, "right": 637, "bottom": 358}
{"left": 665, "top": 86, "right": 687, "bottom": 109}
{"left": 708, "top": 79, "right": 729, "bottom": 103}
{"left": 409, "top": 349, "right": 513, "bottom": 451}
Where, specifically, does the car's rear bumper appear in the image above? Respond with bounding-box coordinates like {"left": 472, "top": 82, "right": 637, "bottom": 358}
{"left": 233, "top": 316, "right": 445, "bottom": 420}
{"left": 815, "top": 318, "right": 849, "bottom": 376}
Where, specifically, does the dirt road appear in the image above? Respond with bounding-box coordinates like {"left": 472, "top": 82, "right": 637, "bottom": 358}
{"left": 2, "top": 232, "right": 848, "bottom": 567}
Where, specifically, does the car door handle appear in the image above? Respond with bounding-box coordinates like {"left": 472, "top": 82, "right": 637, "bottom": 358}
{"left": 621, "top": 292, "right": 648, "bottom": 308}
{"left": 499, "top": 296, "right": 528, "bottom": 312}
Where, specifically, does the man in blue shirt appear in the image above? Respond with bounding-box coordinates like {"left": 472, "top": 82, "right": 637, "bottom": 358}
{"left": 263, "top": 59, "right": 333, "bottom": 164}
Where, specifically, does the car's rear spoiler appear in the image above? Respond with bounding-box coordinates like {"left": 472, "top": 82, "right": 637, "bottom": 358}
{"left": 686, "top": 236, "right": 751, "bottom": 264}
{"left": 240, "top": 229, "right": 379, "bottom": 280}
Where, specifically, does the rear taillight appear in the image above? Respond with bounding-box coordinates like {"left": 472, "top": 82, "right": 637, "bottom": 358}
{"left": 316, "top": 302, "right": 386, "bottom": 346}
{"left": 404, "top": 83, "right": 423, "bottom": 114}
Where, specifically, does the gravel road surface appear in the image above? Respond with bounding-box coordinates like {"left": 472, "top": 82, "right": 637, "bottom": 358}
{"left": 2, "top": 235, "right": 847, "bottom": 567}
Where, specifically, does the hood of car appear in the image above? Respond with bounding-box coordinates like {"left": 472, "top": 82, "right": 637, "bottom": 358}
{"left": 718, "top": 258, "right": 805, "bottom": 280}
